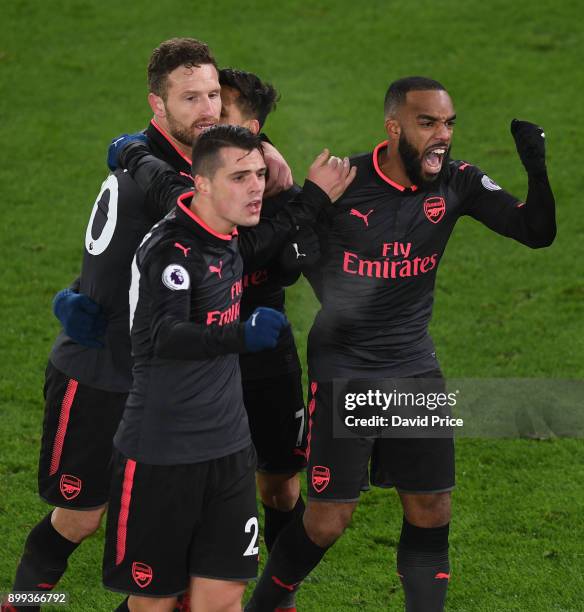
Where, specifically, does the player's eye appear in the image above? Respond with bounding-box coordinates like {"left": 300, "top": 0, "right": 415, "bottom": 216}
{"left": 447, "top": 121, "right": 456, "bottom": 128}
{"left": 420, "top": 121, "right": 433, "bottom": 128}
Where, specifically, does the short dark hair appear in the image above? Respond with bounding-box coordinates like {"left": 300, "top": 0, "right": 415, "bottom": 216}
{"left": 191, "top": 125, "right": 263, "bottom": 178}
{"left": 219, "top": 68, "right": 279, "bottom": 128}
{"left": 148, "top": 38, "right": 217, "bottom": 100}
{"left": 384, "top": 76, "right": 446, "bottom": 117}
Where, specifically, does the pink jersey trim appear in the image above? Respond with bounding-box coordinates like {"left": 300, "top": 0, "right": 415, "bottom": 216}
{"left": 305, "top": 382, "right": 318, "bottom": 462}
{"left": 150, "top": 118, "right": 192, "bottom": 166}
{"left": 177, "top": 192, "right": 238, "bottom": 240}
{"left": 49, "top": 379, "right": 78, "bottom": 476}
{"left": 115, "top": 458, "right": 136, "bottom": 565}
{"left": 372, "top": 141, "right": 418, "bottom": 192}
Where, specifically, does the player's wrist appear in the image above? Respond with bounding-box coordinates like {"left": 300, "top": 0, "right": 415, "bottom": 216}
{"left": 118, "top": 140, "right": 150, "bottom": 171}
{"left": 302, "top": 179, "right": 333, "bottom": 208}
{"left": 525, "top": 163, "right": 548, "bottom": 179}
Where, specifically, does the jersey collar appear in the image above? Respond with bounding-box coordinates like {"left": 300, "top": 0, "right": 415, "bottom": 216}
{"left": 176, "top": 192, "right": 238, "bottom": 242}
{"left": 147, "top": 119, "right": 193, "bottom": 178}
{"left": 373, "top": 141, "right": 418, "bottom": 192}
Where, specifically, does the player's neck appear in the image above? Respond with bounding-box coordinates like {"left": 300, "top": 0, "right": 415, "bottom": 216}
{"left": 189, "top": 195, "right": 235, "bottom": 236}
{"left": 152, "top": 116, "right": 193, "bottom": 159}
{"left": 378, "top": 143, "right": 414, "bottom": 188}
{"left": 167, "top": 134, "right": 192, "bottom": 159}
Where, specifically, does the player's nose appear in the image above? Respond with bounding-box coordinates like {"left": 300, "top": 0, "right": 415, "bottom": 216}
{"left": 249, "top": 174, "right": 264, "bottom": 192}
{"left": 202, "top": 95, "right": 218, "bottom": 116}
{"left": 435, "top": 122, "right": 452, "bottom": 142}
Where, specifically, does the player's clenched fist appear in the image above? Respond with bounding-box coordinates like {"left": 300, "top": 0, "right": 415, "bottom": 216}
{"left": 308, "top": 149, "right": 357, "bottom": 202}
{"left": 511, "top": 119, "right": 546, "bottom": 176}
{"left": 244, "top": 307, "right": 289, "bottom": 352}
{"left": 53, "top": 289, "right": 107, "bottom": 348}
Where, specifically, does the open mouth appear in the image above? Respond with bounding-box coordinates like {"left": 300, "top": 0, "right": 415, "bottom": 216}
{"left": 422, "top": 146, "right": 447, "bottom": 175}
{"left": 194, "top": 121, "right": 216, "bottom": 134}
{"left": 246, "top": 199, "right": 262, "bottom": 215}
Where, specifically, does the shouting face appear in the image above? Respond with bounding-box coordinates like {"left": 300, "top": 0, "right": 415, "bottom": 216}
{"left": 393, "top": 90, "right": 455, "bottom": 188}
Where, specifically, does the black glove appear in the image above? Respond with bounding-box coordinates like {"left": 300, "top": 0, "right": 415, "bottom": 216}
{"left": 279, "top": 225, "right": 321, "bottom": 272}
{"left": 107, "top": 132, "right": 148, "bottom": 171}
{"left": 511, "top": 119, "right": 546, "bottom": 176}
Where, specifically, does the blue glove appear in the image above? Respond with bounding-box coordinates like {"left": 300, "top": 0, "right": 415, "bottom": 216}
{"left": 107, "top": 132, "right": 148, "bottom": 171}
{"left": 53, "top": 289, "right": 107, "bottom": 348}
{"left": 244, "top": 307, "right": 288, "bottom": 352}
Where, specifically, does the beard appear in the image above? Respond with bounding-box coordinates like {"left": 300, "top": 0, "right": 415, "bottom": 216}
{"left": 398, "top": 133, "right": 451, "bottom": 190}
{"left": 165, "top": 110, "right": 197, "bottom": 148}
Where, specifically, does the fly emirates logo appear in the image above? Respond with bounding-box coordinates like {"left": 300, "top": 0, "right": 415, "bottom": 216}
{"left": 206, "top": 280, "right": 243, "bottom": 326}
{"left": 206, "top": 269, "right": 270, "bottom": 326}
{"left": 343, "top": 242, "right": 438, "bottom": 280}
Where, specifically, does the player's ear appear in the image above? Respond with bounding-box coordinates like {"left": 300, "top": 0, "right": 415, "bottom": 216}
{"left": 247, "top": 119, "right": 260, "bottom": 136}
{"left": 194, "top": 174, "right": 211, "bottom": 195}
{"left": 385, "top": 118, "right": 400, "bottom": 139}
{"left": 148, "top": 92, "right": 167, "bottom": 119}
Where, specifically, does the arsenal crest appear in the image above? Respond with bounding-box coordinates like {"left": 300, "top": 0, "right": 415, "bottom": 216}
{"left": 312, "top": 465, "right": 331, "bottom": 493}
{"left": 132, "top": 561, "right": 153, "bottom": 588}
{"left": 423, "top": 196, "right": 446, "bottom": 224}
{"left": 59, "top": 474, "right": 82, "bottom": 500}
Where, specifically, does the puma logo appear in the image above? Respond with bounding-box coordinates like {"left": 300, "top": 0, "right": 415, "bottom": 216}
{"left": 209, "top": 261, "right": 223, "bottom": 278}
{"left": 350, "top": 208, "right": 374, "bottom": 226}
{"left": 292, "top": 243, "right": 306, "bottom": 259}
{"left": 250, "top": 312, "right": 259, "bottom": 327}
{"left": 174, "top": 242, "right": 191, "bottom": 257}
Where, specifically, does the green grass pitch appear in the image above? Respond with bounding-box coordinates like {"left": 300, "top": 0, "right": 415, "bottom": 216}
{"left": 1, "top": 1, "right": 583, "bottom": 610}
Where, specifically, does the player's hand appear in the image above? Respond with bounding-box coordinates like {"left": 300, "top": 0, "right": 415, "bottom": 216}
{"left": 244, "top": 307, "right": 288, "bottom": 352}
{"left": 262, "top": 142, "right": 293, "bottom": 198}
{"left": 279, "top": 225, "right": 321, "bottom": 271}
{"left": 53, "top": 289, "right": 107, "bottom": 348}
{"left": 511, "top": 119, "right": 546, "bottom": 176}
{"left": 308, "top": 149, "right": 357, "bottom": 202}
{"left": 107, "top": 132, "right": 148, "bottom": 171}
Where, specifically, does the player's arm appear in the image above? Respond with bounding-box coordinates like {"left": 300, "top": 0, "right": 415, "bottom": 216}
{"left": 273, "top": 225, "right": 321, "bottom": 287}
{"left": 300, "top": 214, "right": 329, "bottom": 302}
{"left": 144, "top": 249, "right": 287, "bottom": 359}
{"left": 461, "top": 120, "right": 556, "bottom": 248}
{"left": 238, "top": 150, "right": 356, "bottom": 267}
{"left": 109, "top": 134, "right": 191, "bottom": 218}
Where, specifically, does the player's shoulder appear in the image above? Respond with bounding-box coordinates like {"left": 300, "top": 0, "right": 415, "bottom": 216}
{"left": 349, "top": 150, "right": 374, "bottom": 170}
{"left": 343, "top": 150, "right": 377, "bottom": 191}
{"left": 111, "top": 168, "right": 144, "bottom": 194}
{"left": 137, "top": 213, "right": 187, "bottom": 259}
{"left": 260, "top": 183, "right": 302, "bottom": 218}
{"left": 447, "top": 159, "right": 480, "bottom": 176}
{"left": 138, "top": 222, "right": 205, "bottom": 282}
{"left": 446, "top": 159, "right": 504, "bottom": 193}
